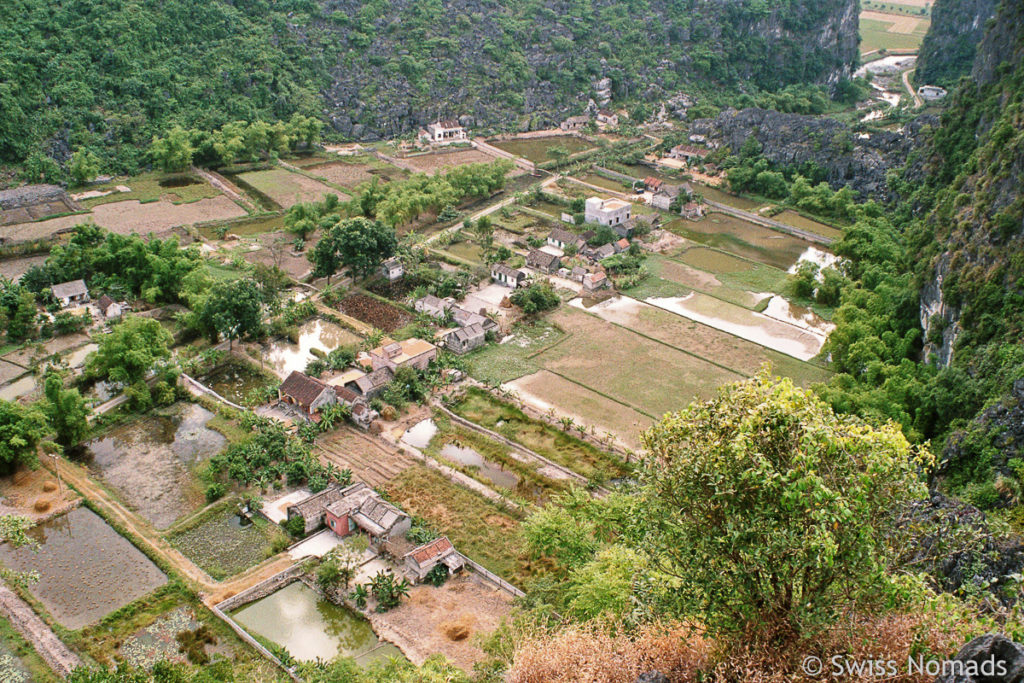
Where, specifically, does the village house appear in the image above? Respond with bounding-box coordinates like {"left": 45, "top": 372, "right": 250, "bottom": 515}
{"left": 95, "top": 294, "right": 122, "bottom": 320}
{"left": 414, "top": 294, "right": 452, "bottom": 319}
{"left": 681, "top": 201, "right": 705, "bottom": 220}
{"left": 344, "top": 366, "right": 394, "bottom": 400}
{"left": 452, "top": 307, "right": 498, "bottom": 333}
{"left": 613, "top": 238, "right": 630, "bottom": 253}
{"left": 560, "top": 115, "right": 590, "bottom": 131}
{"left": 51, "top": 279, "right": 89, "bottom": 308}
{"left": 381, "top": 258, "right": 404, "bottom": 281}
{"left": 491, "top": 263, "right": 527, "bottom": 288}
{"left": 324, "top": 482, "right": 411, "bottom": 542}
{"left": 570, "top": 266, "right": 587, "bottom": 282}
{"left": 350, "top": 402, "right": 378, "bottom": 430}
{"left": 421, "top": 119, "right": 467, "bottom": 144}
{"left": 584, "top": 196, "right": 631, "bottom": 227}
{"left": 278, "top": 371, "right": 337, "bottom": 419}
{"left": 613, "top": 221, "right": 634, "bottom": 239}
{"left": 596, "top": 110, "right": 619, "bottom": 127}
{"left": 591, "top": 243, "right": 616, "bottom": 260}
{"left": 644, "top": 176, "right": 663, "bottom": 193}
{"left": 583, "top": 271, "right": 610, "bottom": 292}
{"left": 444, "top": 322, "right": 488, "bottom": 355}
{"left": 364, "top": 338, "right": 438, "bottom": 372}
{"left": 668, "top": 144, "right": 709, "bottom": 165}
{"left": 403, "top": 536, "right": 466, "bottom": 584}
{"left": 526, "top": 249, "right": 561, "bottom": 274}
{"left": 547, "top": 227, "right": 583, "bottom": 250}
{"left": 918, "top": 85, "right": 947, "bottom": 102}
{"left": 285, "top": 484, "right": 347, "bottom": 535}
{"left": 650, "top": 184, "right": 682, "bottom": 211}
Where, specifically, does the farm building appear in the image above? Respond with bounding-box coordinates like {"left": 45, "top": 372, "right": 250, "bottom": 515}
{"left": 444, "top": 322, "right": 488, "bottom": 355}
{"left": 650, "top": 184, "right": 683, "bottom": 210}
{"left": 614, "top": 238, "right": 630, "bottom": 253}
{"left": 345, "top": 366, "right": 394, "bottom": 399}
{"left": 96, "top": 294, "right": 122, "bottom": 320}
{"left": 547, "top": 227, "right": 583, "bottom": 250}
{"left": 668, "top": 144, "right": 709, "bottom": 164}
{"left": 285, "top": 485, "right": 348, "bottom": 535}
{"left": 560, "top": 115, "right": 590, "bottom": 131}
{"left": 381, "top": 258, "right": 404, "bottom": 281}
{"left": 364, "top": 338, "right": 438, "bottom": 372}
{"left": 526, "top": 249, "right": 561, "bottom": 274}
{"left": 324, "top": 482, "right": 411, "bottom": 542}
{"left": 583, "top": 271, "right": 610, "bottom": 292}
{"left": 644, "top": 177, "right": 663, "bottom": 193}
{"left": 491, "top": 263, "right": 526, "bottom": 288}
{"left": 421, "top": 120, "right": 467, "bottom": 144}
{"left": 278, "top": 371, "right": 337, "bottom": 418}
{"left": 414, "top": 295, "right": 452, "bottom": 318}
{"left": 584, "top": 197, "right": 631, "bottom": 227}
{"left": 403, "top": 536, "right": 465, "bottom": 584}
{"left": 452, "top": 307, "right": 497, "bottom": 332}
{"left": 591, "top": 243, "right": 616, "bottom": 260}
{"left": 681, "top": 202, "right": 705, "bottom": 220}
{"left": 350, "top": 402, "right": 378, "bottom": 430}
{"left": 51, "top": 279, "right": 90, "bottom": 308}
{"left": 918, "top": 85, "right": 947, "bottom": 102}
{"left": 596, "top": 110, "right": 619, "bottom": 126}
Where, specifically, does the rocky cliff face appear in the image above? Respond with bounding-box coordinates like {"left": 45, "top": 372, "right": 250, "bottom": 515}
{"left": 914, "top": 0, "right": 997, "bottom": 88}
{"left": 687, "top": 107, "right": 935, "bottom": 200}
{"left": 309, "top": 0, "right": 860, "bottom": 140}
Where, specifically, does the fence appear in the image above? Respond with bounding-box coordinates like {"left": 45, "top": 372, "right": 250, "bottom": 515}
{"left": 703, "top": 199, "right": 834, "bottom": 246}
{"left": 459, "top": 552, "right": 525, "bottom": 598}
{"left": 593, "top": 165, "right": 641, "bottom": 184}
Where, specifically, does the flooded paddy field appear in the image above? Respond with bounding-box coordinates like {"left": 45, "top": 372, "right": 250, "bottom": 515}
{"left": 0, "top": 507, "right": 167, "bottom": 630}
{"left": 263, "top": 318, "right": 362, "bottom": 379}
{"left": 231, "top": 581, "right": 402, "bottom": 665}
{"left": 79, "top": 403, "right": 227, "bottom": 529}
{"left": 665, "top": 214, "right": 812, "bottom": 271}
{"left": 773, "top": 210, "right": 843, "bottom": 241}
{"left": 574, "top": 173, "right": 631, "bottom": 192}
{"left": 490, "top": 135, "right": 594, "bottom": 164}
{"left": 196, "top": 214, "right": 287, "bottom": 240}
{"left": 0, "top": 375, "right": 37, "bottom": 403}
{"left": 167, "top": 504, "right": 287, "bottom": 580}
{"left": 694, "top": 184, "right": 764, "bottom": 212}
{"left": 235, "top": 168, "right": 346, "bottom": 209}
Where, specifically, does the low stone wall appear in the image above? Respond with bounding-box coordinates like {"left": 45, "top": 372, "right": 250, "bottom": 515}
{"left": 215, "top": 564, "right": 305, "bottom": 613}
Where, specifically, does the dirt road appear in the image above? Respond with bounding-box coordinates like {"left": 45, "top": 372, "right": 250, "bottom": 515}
{"left": 0, "top": 580, "right": 82, "bottom": 676}
{"left": 903, "top": 68, "right": 923, "bottom": 107}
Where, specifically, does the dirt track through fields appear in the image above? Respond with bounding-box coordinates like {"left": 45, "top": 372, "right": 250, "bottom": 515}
{"left": 0, "top": 580, "right": 82, "bottom": 676}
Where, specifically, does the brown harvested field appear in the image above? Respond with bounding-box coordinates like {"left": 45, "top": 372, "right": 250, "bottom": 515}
{"left": 369, "top": 574, "right": 513, "bottom": 672}
{"left": 3, "top": 197, "right": 246, "bottom": 242}
{"left": 306, "top": 161, "right": 407, "bottom": 189}
{"left": 400, "top": 149, "right": 499, "bottom": 175}
{"left": 576, "top": 297, "right": 832, "bottom": 387}
{"left": 0, "top": 254, "right": 48, "bottom": 280}
{"left": 237, "top": 168, "right": 347, "bottom": 209}
{"left": 338, "top": 293, "right": 412, "bottom": 332}
{"left": 535, "top": 306, "right": 744, "bottom": 418}
{"left": 860, "top": 10, "right": 922, "bottom": 33}
{"left": 506, "top": 370, "right": 652, "bottom": 451}
{"left": 243, "top": 231, "right": 314, "bottom": 280}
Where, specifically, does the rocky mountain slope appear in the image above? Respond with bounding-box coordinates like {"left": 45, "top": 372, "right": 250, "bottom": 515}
{"left": 914, "top": 0, "right": 998, "bottom": 88}
{"left": 313, "top": 0, "right": 860, "bottom": 140}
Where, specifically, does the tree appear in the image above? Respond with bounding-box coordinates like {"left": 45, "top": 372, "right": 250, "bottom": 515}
{"left": 86, "top": 316, "right": 173, "bottom": 386}
{"left": 69, "top": 149, "right": 101, "bottom": 186}
{"left": 149, "top": 126, "right": 194, "bottom": 172}
{"left": 200, "top": 279, "right": 264, "bottom": 349}
{"left": 0, "top": 400, "right": 48, "bottom": 472}
{"left": 510, "top": 282, "right": 560, "bottom": 314}
{"left": 369, "top": 570, "right": 410, "bottom": 611}
{"left": 473, "top": 215, "right": 494, "bottom": 252}
{"left": 636, "top": 369, "right": 929, "bottom": 637}
{"left": 42, "top": 370, "right": 91, "bottom": 451}
{"left": 308, "top": 230, "right": 342, "bottom": 285}
{"left": 334, "top": 217, "right": 397, "bottom": 279}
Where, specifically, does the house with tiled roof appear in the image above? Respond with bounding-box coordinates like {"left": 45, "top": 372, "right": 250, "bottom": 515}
{"left": 526, "top": 249, "right": 561, "bottom": 274}
{"left": 51, "top": 279, "right": 89, "bottom": 308}
{"left": 364, "top": 338, "right": 437, "bottom": 372}
{"left": 444, "top": 322, "right": 488, "bottom": 355}
{"left": 285, "top": 484, "right": 347, "bottom": 535}
{"left": 403, "top": 536, "right": 465, "bottom": 583}
{"left": 278, "top": 371, "right": 337, "bottom": 418}
{"left": 491, "top": 263, "right": 526, "bottom": 288}
{"left": 323, "top": 482, "right": 411, "bottom": 542}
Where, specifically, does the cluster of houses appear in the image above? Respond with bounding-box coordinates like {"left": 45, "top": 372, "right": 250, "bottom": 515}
{"left": 284, "top": 482, "right": 466, "bottom": 584}
{"left": 559, "top": 109, "right": 619, "bottom": 131}
{"left": 50, "top": 279, "right": 124, "bottom": 320}
{"left": 414, "top": 294, "right": 499, "bottom": 355}
{"left": 277, "top": 336, "right": 441, "bottom": 427}
{"left": 642, "top": 177, "right": 703, "bottom": 219}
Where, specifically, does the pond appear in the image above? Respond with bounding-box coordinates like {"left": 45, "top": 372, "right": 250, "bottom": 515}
{"left": 62, "top": 343, "right": 97, "bottom": 369}
{"left": 438, "top": 442, "right": 522, "bottom": 491}
{"left": 79, "top": 403, "right": 227, "bottom": 529}
{"left": 231, "top": 582, "right": 403, "bottom": 665}
{"left": 0, "top": 375, "right": 36, "bottom": 402}
{"left": 0, "top": 507, "right": 168, "bottom": 630}
{"left": 400, "top": 419, "right": 438, "bottom": 450}
{"left": 263, "top": 319, "right": 361, "bottom": 379}
{"left": 201, "top": 361, "right": 274, "bottom": 406}
{"left": 490, "top": 136, "right": 595, "bottom": 164}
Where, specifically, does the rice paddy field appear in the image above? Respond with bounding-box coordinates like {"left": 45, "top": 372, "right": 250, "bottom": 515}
{"left": 860, "top": 10, "right": 930, "bottom": 53}
{"left": 236, "top": 168, "right": 347, "bottom": 209}
{"left": 490, "top": 135, "right": 595, "bottom": 164}
{"left": 167, "top": 504, "right": 287, "bottom": 580}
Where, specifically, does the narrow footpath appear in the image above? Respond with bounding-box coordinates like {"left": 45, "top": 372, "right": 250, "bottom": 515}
{"left": 0, "top": 580, "right": 82, "bottom": 677}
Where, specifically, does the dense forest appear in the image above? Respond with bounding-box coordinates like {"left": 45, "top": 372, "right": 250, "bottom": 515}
{"left": 0, "top": 0, "right": 858, "bottom": 178}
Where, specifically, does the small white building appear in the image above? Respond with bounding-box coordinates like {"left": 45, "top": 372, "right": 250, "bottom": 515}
{"left": 381, "top": 258, "right": 404, "bottom": 281}
{"left": 51, "top": 279, "right": 89, "bottom": 308}
{"left": 917, "top": 85, "right": 947, "bottom": 102}
{"left": 560, "top": 115, "right": 590, "bottom": 131}
{"left": 596, "top": 110, "right": 619, "bottom": 127}
{"left": 421, "top": 120, "right": 467, "bottom": 144}
{"left": 584, "top": 197, "right": 631, "bottom": 227}
{"left": 491, "top": 263, "right": 526, "bottom": 288}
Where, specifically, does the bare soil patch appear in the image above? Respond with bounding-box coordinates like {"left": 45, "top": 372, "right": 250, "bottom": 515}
{"left": 338, "top": 293, "right": 412, "bottom": 332}
{"left": 369, "top": 574, "right": 513, "bottom": 672}
{"left": 0, "top": 468, "right": 79, "bottom": 522}
{"left": 0, "top": 255, "right": 48, "bottom": 281}
{"left": 307, "top": 161, "right": 407, "bottom": 189}
{"left": 401, "top": 149, "right": 498, "bottom": 175}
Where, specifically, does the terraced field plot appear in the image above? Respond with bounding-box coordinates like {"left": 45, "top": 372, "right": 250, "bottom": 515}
{"left": 305, "top": 157, "right": 408, "bottom": 190}
{"left": 237, "top": 168, "right": 346, "bottom": 209}
{"left": 400, "top": 149, "right": 499, "bottom": 174}
{"left": 860, "top": 11, "right": 930, "bottom": 52}
{"left": 665, "top": 214, "right": 812, "bottom": 270}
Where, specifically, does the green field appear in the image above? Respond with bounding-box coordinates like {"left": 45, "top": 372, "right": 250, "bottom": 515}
{"left": 860, "top": 15, "right": 930, "bottom": 53}
{"left": 80, "top": 172, "right": 222, "bottom": 208}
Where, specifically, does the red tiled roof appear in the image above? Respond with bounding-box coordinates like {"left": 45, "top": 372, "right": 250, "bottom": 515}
{"left": 279, "top": 371, "right": 330, "bottom": 411}
{"left": 406, "top": 536, "right": 454, "bottom": 566}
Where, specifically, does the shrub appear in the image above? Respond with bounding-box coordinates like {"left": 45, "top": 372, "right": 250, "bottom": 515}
{"left": 205, "top": 482, "right": 226, "bottom": 503}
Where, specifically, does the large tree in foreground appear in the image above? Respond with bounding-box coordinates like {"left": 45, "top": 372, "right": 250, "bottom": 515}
{"left": 637, "top": 368, "right": 930, "bottom": 637}
{"left": 200, "top": 279, "right": 264, "bottom": 349}
{"left": 333, "top": 216, "right": 397, "bottom": 280}
{"left": 86, "top": 316, "right": 173, "bottom": 386}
